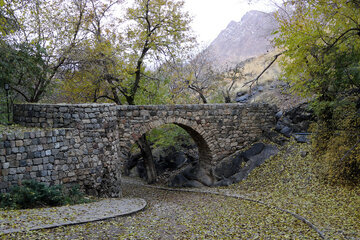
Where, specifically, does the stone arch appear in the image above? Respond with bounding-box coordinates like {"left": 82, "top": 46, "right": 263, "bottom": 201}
{"left": 126, "top": 117, "right": 216, "bottom": 166}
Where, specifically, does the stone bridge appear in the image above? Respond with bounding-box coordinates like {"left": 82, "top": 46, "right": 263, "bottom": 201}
{"left": 1, "top": 103, "right": 276, "bottom": 196}
{"left": 117, "top": 104, "right": 276, "bottom": 166}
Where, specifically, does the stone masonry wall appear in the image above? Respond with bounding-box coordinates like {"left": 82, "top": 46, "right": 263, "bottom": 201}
{"left": 2, "top": 104, "right": 122, "bottom": 197}
{"left": 0, "top": 128, "right": 77, "bottom": 192}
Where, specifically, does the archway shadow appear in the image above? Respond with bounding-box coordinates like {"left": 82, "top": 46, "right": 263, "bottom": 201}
{"left": 121, "top": 118, "right": 216, "bottom": 170}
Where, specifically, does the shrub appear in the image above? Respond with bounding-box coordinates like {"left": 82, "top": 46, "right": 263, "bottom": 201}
{"left": 63, "top": 184, "right": 91, "bottom": 205}
{"left": 0, "top": 192, "right": 17, "bottom": 209}
{"left": 0, "top": 180, "right": 91, "bottom": 209}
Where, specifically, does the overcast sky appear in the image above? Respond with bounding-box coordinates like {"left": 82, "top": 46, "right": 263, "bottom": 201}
{"left": 183, "top": 0, "right": 279, "bottom": 44}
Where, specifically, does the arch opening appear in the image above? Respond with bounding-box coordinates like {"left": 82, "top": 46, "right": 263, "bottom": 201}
{"left": 175, "top": 123, "right": 212, "bottom": 167}
{"left": 123, "top": 121, "right": 213, "bottom": 183}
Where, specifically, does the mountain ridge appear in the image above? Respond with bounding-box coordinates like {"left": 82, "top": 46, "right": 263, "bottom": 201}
{"left": 208, "top": 10, "right": 278, "bottom": 68}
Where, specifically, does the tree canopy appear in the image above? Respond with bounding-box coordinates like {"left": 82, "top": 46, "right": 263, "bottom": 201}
{"left": 0, "top": 0, "right": 89, "bottom": 102}
{"left": 274, "top": 0, "right": 360, "bottom": 107}
{"left": 61, "top": 0, "right": 194, "bottom": 106}
{"left": 274, "top": 0, "right": 360, "bottom": 183}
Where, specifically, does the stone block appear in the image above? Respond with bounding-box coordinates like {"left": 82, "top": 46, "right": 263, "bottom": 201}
{"left": 54, "top": 142, "right": 61, "bottom": 149}
{"left": 29, "top": 132, "right": 36, "bottom": 139}
{"left": 59, "top": 107, "right": 68, "bottom": 112}
{"left": 15, "top": 140, "right": 23, "bottom": 147}
{"left": 49, "top": 156, "right": 55, "bottom": 163}
{"left": 33, "top": 158, "right": 43, "bottom": 165}
{"left": 30, "top": 138, "right": 39, "bottom": 145}
{"left": 11, "top": 147, "right": 19, "bottom": 154}
{"left": 140, "top": 110, "right": 149, "bottom": 116}
{"left": 19, "top": 146, "right": 25, "bottom": 153}
{"left": 47, "top": 119, "right": 54, "bottom": 125}
{"left": 33, "top": 151, "right": 42, "bottom": 158}
{"left": 43, "top": 157, "right": 49, "bottom": 164}
{"left": 2, "top": 169, "right": 9, "bottom": 176}
{"left": 40, "top": 138, "right": 47, "bottom": 144}
{"left": 59, "top": 129, "right": 66, "bottom": 136}
{"left": 2, "top": 162, "right": 10, "bottom": 169}
{"left": 40, "top": 170, "right": 48, "bottom": 177}
{"left": 4, "top": 141, "right": 11, "bottom": 148}
{"left": 15, "top": 132, "right": 24, "bottom": 140}
{"left": 72, "top": 114, "right": 79, "bottom": 119}
{"left": 9, "top": 168, "right": 16, "bottom": 175}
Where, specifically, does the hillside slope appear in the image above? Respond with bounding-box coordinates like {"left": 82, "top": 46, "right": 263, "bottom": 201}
{"left": 208, "top": 10, "right": 278, "bottom": 68}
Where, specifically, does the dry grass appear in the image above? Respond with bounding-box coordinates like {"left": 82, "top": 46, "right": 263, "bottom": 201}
{"left": 222, "top": 50, "right": 282, "bottom": 92}
{"left": 220, "top": 50, "right": 309, "bottom": 110}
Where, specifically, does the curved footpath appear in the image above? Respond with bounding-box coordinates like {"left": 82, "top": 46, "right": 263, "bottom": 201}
{"left": 0, "top": 198, "right": 146, "bottom": 234}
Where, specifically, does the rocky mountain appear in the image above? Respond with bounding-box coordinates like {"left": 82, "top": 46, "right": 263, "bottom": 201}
{"left": 208, "top": 10, "right": 278, "bottom": 68}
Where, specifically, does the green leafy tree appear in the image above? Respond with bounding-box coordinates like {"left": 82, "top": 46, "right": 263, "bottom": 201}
{"left": 0, "top": 42, "right": 49, "bottom": 102}
{"left": 121, "top": 0, "right": 194, "bottom": 105}
{"left": 0, "top": 0, "right": 19, "bottom": 37}
{"left": 274, "top": 0, "right": 360, "bottom": 183}
{"left": 274, "top": 0, "right": 360, "bottom": 105}
{"left": 61, "top": 0, "right": 125, "bottom": 103}
{"left": 0, "top": 0, "right": 88, "bottom": 102}
{"left": 62, "top": 0, "right": 194, "bottom": 106}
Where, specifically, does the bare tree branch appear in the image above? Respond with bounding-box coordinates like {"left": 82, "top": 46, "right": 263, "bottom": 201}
{"left": 243, "top": 51, "right": 284, "bottom": 89}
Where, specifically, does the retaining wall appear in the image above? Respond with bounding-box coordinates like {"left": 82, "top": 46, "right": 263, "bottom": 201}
{"left": 0, "top": 104, "right": 121, "bottom": 197}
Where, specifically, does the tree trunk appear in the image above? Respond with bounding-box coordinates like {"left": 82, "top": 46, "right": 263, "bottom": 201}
{"left": 127, "top": 85, "right": 157, "bottom": 183}
{"left": 224, "top": 94, "right": 231, "bottom": 103}
{"left": 222, "top": 90, "right": 231, "bottom": 103}
{"left": 136, "top": 134, "right": 157, "bottom": 183}
{"left": 199, "top": 92, "right": 208, "bottom": 104}
{"left": 188, "top": 85, "right": 208, "bottom": 103}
